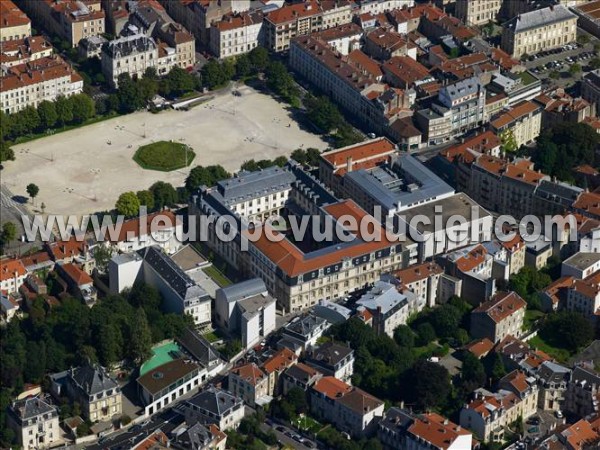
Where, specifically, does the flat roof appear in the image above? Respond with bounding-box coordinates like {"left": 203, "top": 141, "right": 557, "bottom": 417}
{"left": 139, "top": 342, "right": 184, "bottom": 377}
{"left": 563, "top": 252, "right": 600, "bottom": 271}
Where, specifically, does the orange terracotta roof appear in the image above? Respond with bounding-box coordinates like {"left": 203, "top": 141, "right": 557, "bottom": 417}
{"left": 312, "top": 376, "right": 352, "bottom": 399}
{"left": 133, "top": 430, "right": 169, "bottom": 450}
{"left": 441, "top": 131, "right": 501, "bottom": 163}
{"left": 104, "top": 211, "right": 178, "bottom": 243}
{"left": 266, "top": 0, "right": 320, "bottom": 24}
{"left": 408, "top": 413, "right": 471, "bottom": 450}
{"left": 365, "top": 28, "right": 408, "bottom": 53}
{"left": 455, "top": 244, "right": 487, "bottom": 273}
{"left": 321, "top": 138, "right": 396, "bottom": 168}
{"left": 502, "top": 370, "right": 530, "bottom": 395}
{"left": 0, "top": 258, "right": 27, "bottom": 281}
{"left": 395, "top": 262, "right": 443, "bottom": 286}
{"left": 575, "top": 165, "right": 599, "bottom": 176}
{"left": 542, "top": 276, "right": 575, "bottom": 306}
{"left": 60, "top": 263, "right": 93, "bottom": 286}
{"left": 19, "top": 251, "right": 52, "bottom": 269}
{"left": 562, "top": 419, "right": 600, "bottom": 450}
{"left": 382, "top": 55, "right": 430, "bottom": 87}
{"left": 490, "top": 100, "right": 540, "bottom": 130}
{"left": 262, "top": 347, "right": 298, "bottom": 374}
{"left": 0, "top": 0, "right": 30, "bottom": 29}
{"left": 0, "top": 55, "right": 82, "bottom": 91}
{"left": 231, "top": 362, "right": 266, "bottom": 387}
{"left": 573, "top": 191, "right": 600, "bottom": 218}
{"left": 465, "top": 338, "right": 495, "bottom": 358}
{"left": 213, "top": 11, "right": 262, "bottom": 31}
{"left": 347, "top": 49, "right": 383, "bottom": 79}
{"left": 499, "top": 231, "right": 525, "bottom": 253}
{"left": 47, "top": 236, "right": 88, "bottom": 261}
{"left": 504, "top": 163, "right": 545, "bottom": 186}
{"left": 473, "top": 291, "right": 527, "bottom": 324}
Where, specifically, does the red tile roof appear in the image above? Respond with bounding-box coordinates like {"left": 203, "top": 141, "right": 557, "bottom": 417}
{"left": 0, "top": 258, "right": 27, "bottom": 282}
{"left": 60, "top": 263, "right": 92, "bottom": 286}
{"left": 262, "top": 347, "right": 298, "bottom": 374}
{"left": 490, "top": 100, "right": 540, "bottom": 130}
{"left": 465, "top": 338, "right": 495, "bottom": 359}
{"left": 0, "top": 0, "right": 30, "bottom": 29}
{"left": 408, "top": 413, "right": 471, "bottom": 450}
{"left": 473, "top": 291, "right": 526, "bottom": 324}
{"left": 0, "top": 55, "right": 82, "bottom": 91}
{"left": 312, "top": 376, "right": 352, "bottom": 399}
{"left": 266, "top": 0, "right": 321, "bottom": 24}
{"left": 382, "top": 55, "right": 430, "bottom": 87}
{"left": 231, "top": 362, "right": 266, "bottom": 387}
{"left": 321, "top": 137, "right": 396, "bottom": 168}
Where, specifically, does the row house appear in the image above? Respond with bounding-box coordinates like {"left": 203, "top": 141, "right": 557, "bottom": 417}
{"left": 489, "top": 100, "right": 542, "bottom": 148}
{"left": 0, "top": 0, "right": 31, "bottom": 42}
{"left": 364, "top": 27, "right": 416, "bottom": 61}
{"left": 0, "top": 36, "right": 52, "bottom": 68}
{"left": 565, "top": 365, "right": 600, "bottom": 419}
{"left": 501, "top": 5, "right": 577, "bottom": 58}
{"left": 460, "top": 380, "right": 537, "bottom": 442}
{"left": 393, "top": 261, "right": 443, "bottom": 308}
{"left": 379, "top": 408, "right": 473, "bottom": 450}
{"left": 356, "top": 280, "right": 413, "bottom": 336}
{"left": 304, "top": 342, "right": 354, "bottom": 383}
{"left": 57, "top": 262, "right": 97, "bottom": 306}
{"left": 264, "top": 0, "right": 324, "bottom": 52}
{"left": 262, "top": 347, "right": 298, "bottom": 396}
{"left": 470, "top": 291, "right": 526, "bottom": 343}
{"left": 1, "top": 55, "right": 83, "bottom": 114}
{"left": 182, "top": 386, "right": 245, "bottom": 432}
{"left": 536, "top": 361, "right": 571, "bottom": 412}
{"left": 456, "top": 0, "right": 501, "bottom": 27}
{"left": 210, "top": 10, "right": 264, "bottom": 59}
{"left": 281, "top": 362, "right": 322, "bottom": 395}
{"left": 312, "top": 22, "right": 363, "bottom": 56}
{"left": 534, "top": 88, "right": 595, "bottom": 129}
{"left": 228, "top": 362, "right": 270, "bottom": 407}
{"left": 310, "top": 376, "right": 385, "bottom": 438}
{"left": 20, "top": 0, "right": 105, "bottom": 47}
{"left": 538, "top": 417, "right": 600, "bottom": 450}
{"left": 0, "top": 258, "right": 27, "bottom": 294}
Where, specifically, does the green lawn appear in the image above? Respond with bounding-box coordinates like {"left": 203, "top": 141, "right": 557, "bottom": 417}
{"left": 133, "top": 140, "right": 196, "bottom": 171}
{"left": 518, "top": 70, "right": 537, "bottom": 86}
{"left": 202, "top": 330, "right": 224, "bottom": 343}
{"left": 203, "top": 265, "right": 232, "bottom": 287}
{"left": 523, "top": 310, "right": 545, "bottom": 332}
{"left": 529, "top": 335, "right": 571, "bottom": 363}
{"left": 295, "top": 416, "right": 323, "bottom": 434}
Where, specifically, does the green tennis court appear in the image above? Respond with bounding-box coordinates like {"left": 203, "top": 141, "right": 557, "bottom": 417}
{"left": 139, "top": 342, "right": 183, "bottom": 376}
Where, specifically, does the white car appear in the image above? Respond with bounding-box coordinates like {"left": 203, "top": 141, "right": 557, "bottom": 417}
{"left": 555, "top": 410, "right": 564, "bottom": 419}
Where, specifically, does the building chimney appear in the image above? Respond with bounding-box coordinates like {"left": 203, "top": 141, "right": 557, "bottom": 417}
{"left": 346, "top": 156, "right": 353, "bottom": 173}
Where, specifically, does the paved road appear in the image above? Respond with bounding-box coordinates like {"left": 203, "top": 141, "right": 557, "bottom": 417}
{"left": 261, "top": 421, "right": 316, "bottom": 450}
{"left": 0, "top": 183, "right": 43, "bottom": 255}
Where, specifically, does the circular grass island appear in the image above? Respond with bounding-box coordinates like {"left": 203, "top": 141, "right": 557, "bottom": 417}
{"left": 133, "top": 141, "right": 196, "bottom": 171}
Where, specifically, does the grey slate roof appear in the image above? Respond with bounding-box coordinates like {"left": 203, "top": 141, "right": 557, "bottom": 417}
{"left": 534, "top": 180, "right": 583, "bottom": 208}
{"left": 11, "top": 396, "right": 57, "bottom": 421}
{"left": 306, "top": 342, "right": 353, "bottom": 367}
{"left": 177, "top": 328, "right": 222, "bottom": 369}
{"left": 537, "top": 361, "right": 570, "bottom": 385}
{"left": 357, "top": 280, "right": 409, "bottom": 314}
{"left": 504, "top": 5, "right": 576, "bottom": 34}
{"left": 218, "top": 278, "right": 267, "bottom": 303}
{"left": 69, "top": 364, "right": 119, "bottom": 396}
{"left": 186, "top": 386, "right": 242, "bottom": 417}
{"left": 102, "top": 34, "right": 156, "bottom": 58}
{"left": 216, "top": 166, "right": 295, "bottom": 203}
{"left": 440, "top": 77, "right": 482, "bottom": 104}
{"left": 174, "top": 422, "right": 214, "bottom": 450}
{"left": 283, "top": 314, "right": 327, "bottom": 339}
{"left": 139, "top": 246, "right": 208, "bottom": 301}
{"left": 344, "top": 153, "right": 454, "bottom": 210}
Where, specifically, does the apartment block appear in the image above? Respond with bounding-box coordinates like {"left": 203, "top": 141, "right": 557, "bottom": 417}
{"left": 264, "top": 0, "right": 324, "bottom": 52}
{"left": 490, "top": 100, "right": 542, "bottom": 148}
{"left": 210, "top": 10, "right": 263, "bottom": 59}
{"left": 228, "top": 363, "right": 270, "bottom": 407}
{"left": 356, "top": 280, "right": 413, "bottom": 337}
{"left": 470, "top": 291, "right": 526, "bottom": 343}
{"left": 456, "top": 0, "right": 501, "bottom": 27}
{"left": 393, "top": 261, "right": 443, "bottom": 308}
{"left": 310, "top": 376, "right": 384, "bottom": 438}
{"left": 0, "top": 258, "right": 27, "bottom": 294}
{"left": 182, "top": 387, "right": 245, "bottom": 432}
{"left": 0, "top": 36, "right": 53, "bottom": 68}
{"left": 1, "top": 55, "right": 83, "bottom": 114}
{"left": 20, "top": 0, "right": 105, "bottom": 47}
{"left": 262, "top": 347, "right": 298, "bottom": 396}
{"left": 1, "top": 0, "right": 31, "bottom": 42}
{"left": 8, "top": 396, "right": 60, "bottom": 450}
{"left": 305, "top": 342, "right": 354, "bottom": 383}
{"left": 215, "top": 278, "right": 276, "bottom": 350}
{"left": 565, "top": 366, "right": 600, "bottom": 419}
{"left": 501, "top": 5, "right": 577, "bottom": 58}
{"left": 191, "top": 162, "right": 417, "bottom": 313}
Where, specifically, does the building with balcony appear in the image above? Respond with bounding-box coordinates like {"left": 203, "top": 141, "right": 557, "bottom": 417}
{"left": 8, "top": 396, "right": 60, "bottom": 450}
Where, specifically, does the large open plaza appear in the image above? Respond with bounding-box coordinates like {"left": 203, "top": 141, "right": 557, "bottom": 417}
{"left": 1, "top": 85, "right": 327, "bottom": 217}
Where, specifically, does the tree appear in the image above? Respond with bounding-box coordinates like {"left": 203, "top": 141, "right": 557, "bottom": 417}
{"left": 549, "top": 70, "right": 560, "bottom": 80}
{"left": 499, "top": 128, "right": 518, "bottom": 153}
{"left": 26, "top": 183, "right": 39, "bottom": 205}
{"left": 0, "top": 140, "right": 14, "bottom": 163}
{"left": 0, "top": 222, "right": 17, "bottom": 248}
{"left": 185, "top": 165, "right": 230, "bottom": 192}
{"left": 393, "top": 325, "right": 415, "bottom": 348}
{"left": 115, "top": 191, "right": 140, "bottom": 217}
{"left": 235, "top": 54, "right": 252, "bottom": 78}
{"left": 577, "top": 34, "right": 590, "bottom": 45}
{"left": 93, "top": 245, "right": 113, "bottom": 272}
{"left": 415, "top": 322, "right": 436, "bottom": 346}
{"left": 540, "top": 311, "right": 594, "bottom": 352}
{"left": 149, "top": 181, "right": 178, "bottom": 210}
{"left": 461, "top": 352, "right": 486, "bottom": 388}
{"left": 429, "top": 304, "right": 462, "bottom": 339}
{"left": 69, "top": 94, "right": 95, "bottom": 124}
{"left": 202, "top": 60, "right": 230, "bottom": 90}
{"left": 37, "top": 100, "right": 58, "bottom": 130}
{"left": 304, "top": 95, "right": 343, "bottom": 132}
{"left": 569, "top": 63, "right": 582, "bottom": 77}
{"left": 165, "top": 66, "right": 196, "bottom": 96}
{"left": 128, "top": 308, "right": 152, "bottom": 363}
{"left": 55, "top": 96, "right": 74, "bottom": 126}
{"left": 590, "top": 58, "right": 600, "bottom": 70}
{"left": 136, "top": 190, "right": 155, "bottom": 211}
{"left": 291, "top": 149, "right": 307, "bottom": 164}
{"left": 16, "top": 106, "right": 40, "bottom": 135}
{"left": 248, "top": 46, "right": 269, "bottom": 71}
{"left": 117, "top": 73, "right": 145, "bottom": 113}
{"left": 403, "top": 360, "right": 451, "bottom": 411}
